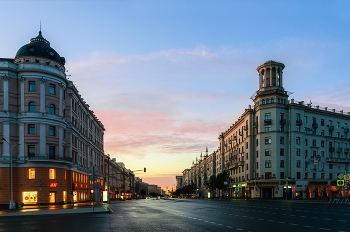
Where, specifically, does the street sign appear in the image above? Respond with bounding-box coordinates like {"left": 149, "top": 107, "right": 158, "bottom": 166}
{"left": 89, "top": 175, "right": 98, "bottom": 182}
{"left": 88, "top": 165, "right": 98, "bottom": 174}
{"left": 337, "top": 180, "right": 345, "bottom": 186}
{"left": 345, "top": 174, "right": 350, "bottom": 180}
{"left": 40, "top": 179, "right": 42, "bottom": 183}
{"left": 93, "top": 182, "right": 101, "bottom": 188}
{"left": 346, "top": 180, "right": 350, "bottom": 184}
{"left": 338, "top": 174, "right": 344, "bottom": 180}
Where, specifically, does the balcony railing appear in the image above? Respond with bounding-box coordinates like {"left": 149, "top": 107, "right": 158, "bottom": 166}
{"left": 326, "top": 157, "right": 350, "bottom": 164}
{"left": 279, "top": 119, "right": 286, "bottom": 125}
{"left": 329, "top": 147, "right": 335, "bottom": 152}
{"left": 344, "top": 128, "right": 349, "bottom": 133}
{"left": 296, "top": 119, "right": 302, "bottom": 125}
{"left": 253, "top": 122, "right": 259, "bottom": 127}
{"left": 312, "top": 123, "right": 318, "bottom": 128}
{"left": 328, "top": 125, "right": 334, "bottom": 131}
{"left": 344, "top": 148, "right": 350, "bottom": 153}
{"left": 239, "top": 161, "right": 244, "bottom": 166}
{"left": 29, "top": 155, "right": 73, "bottom": 162}
{"left": 336, "top": 148, "right": 342, "bottom": 153}
{"left": 264, "top": 119, "right": 272, "bottom": 125}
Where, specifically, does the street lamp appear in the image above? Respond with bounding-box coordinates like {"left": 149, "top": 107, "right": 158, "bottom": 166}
{"left": 2, "top": 138, "right": 20, "bottom": 209}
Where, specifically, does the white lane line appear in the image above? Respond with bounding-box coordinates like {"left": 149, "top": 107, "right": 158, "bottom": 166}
{"left": 193, "top": 218, "right": 197, "bottom": 220}
{"left": 258, "top": 219, "right": 264, "bottom": 221}
{"left": 278, "top": 222, "right": 286, "bottom": 224}
{"left": 249, "top": 217, "right": 254, "bottom": 219}
{"left": 272, "top": 213, "right": 277, "bottom": 214}
{"left": 237, "top": 229, "right": 244, "bottom": 231}
{"left": 217, "top": 224, "right": 223, "bottom": 226}
{"left": 319, "top": 228, "right": 330, "bottom": 231}
{"left": 229, "top": 214, "right": 233, "bottom": 216}
{"left": 235, "top": 215, "right": 240, "bottom": 216}
{"left": 312, "top": 217, "right": 318, "bottom": 219}
{"left": 210, "top": 222, "right": 215, "bottom": 224}
{"left": 281, "top": 214, "right": 287, "bottom": 215}
{"left": 227, "top": 226, "right": 233, "bottom": 229}
{"left": 204, "top": 221, "right": 209, "bottom": 223}
{"left": 290, "top": 223, "right": 298, "bottom": 226}
{"left": 338, "top": 220, "right": 347, "bottom": 222}
{"left": 242, "top": 216, "right": 247, "bottom": 218}
{"left": 304, "top": 225, "right": 312, "bottom": 228}
{"left": 268, "top": 220, "right": 274, "bottom": 222}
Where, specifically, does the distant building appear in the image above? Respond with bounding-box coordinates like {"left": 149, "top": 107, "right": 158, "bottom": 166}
{"left": 180, "top": 61, "right": 350, "bottom": 200}
{"left": 0, "top": 31, "right": 105, "bottom": 206}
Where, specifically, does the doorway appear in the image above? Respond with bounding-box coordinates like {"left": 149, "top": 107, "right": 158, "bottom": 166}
{"left": 49, "top": 192, "right": 56, "bottom": 203}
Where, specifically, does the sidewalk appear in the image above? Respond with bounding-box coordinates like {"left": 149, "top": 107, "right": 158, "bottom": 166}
{"left": 0, "top": 202, "right": 112, "bottom": 217}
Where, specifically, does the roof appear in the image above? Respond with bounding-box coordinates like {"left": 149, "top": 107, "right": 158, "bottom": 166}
{"left": 15, "top": 31, "right": 65, "bottom": 65}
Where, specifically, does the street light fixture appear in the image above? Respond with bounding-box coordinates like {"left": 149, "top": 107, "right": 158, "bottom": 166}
{"left": 2, "top": 138, "right": 20, "bottom": 209}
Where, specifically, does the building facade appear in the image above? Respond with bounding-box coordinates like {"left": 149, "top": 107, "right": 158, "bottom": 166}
{"left": 0, "top": 31, "right": 105, "bottom": 206}
{"left": 179, "top": 60, "right": 350, "bottom": 199}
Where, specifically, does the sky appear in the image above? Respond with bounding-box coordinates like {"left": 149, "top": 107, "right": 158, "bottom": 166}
{"left": 1, "top": 0, "right": 350, "bottom": 190}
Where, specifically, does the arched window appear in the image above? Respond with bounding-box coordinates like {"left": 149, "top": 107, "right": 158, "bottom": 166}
{"left": 266, "top": 98, "right": 269, "bottom": 104}
{"left": 262, "top": 99, "right": 265, "bottom": 105}
{"left": 271, "top": 98, "right": 274, "bottom": 103}
{"left": 49, "top": 104, "right": 55, "bottom": 114}
{"left": 29, "top": 102, "right": 36, "bottom": 112}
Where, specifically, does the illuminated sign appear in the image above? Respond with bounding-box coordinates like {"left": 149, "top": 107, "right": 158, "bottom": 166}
{"left": 80, "top": 184, "right": 83, "bottom": 188}
{"left": 50, "top": 183, "right": 58, "bottom": 188}
{"left": 337, "top": 180, "right": 345, "bottom": 186}
{"left": 75, "top": 183, "right": 77, "bottom": 188}
{"left": 85, "top": 185, "right": 88, "bottom": 188}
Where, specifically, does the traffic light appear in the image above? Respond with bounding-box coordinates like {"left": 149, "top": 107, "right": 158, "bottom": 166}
{"left": 144, "top": 167, "right": 146, "bottom": 172}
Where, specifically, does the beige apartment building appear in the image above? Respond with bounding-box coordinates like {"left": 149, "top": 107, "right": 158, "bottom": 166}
{"left": 0, "top": 31, "right": 105, "bottom": 207}
{"left": 180, "top": 60, "right": 350, "bottom": 199}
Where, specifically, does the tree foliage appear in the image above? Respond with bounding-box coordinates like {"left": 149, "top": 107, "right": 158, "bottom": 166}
{"left": 206, "top": 170, "right": 230, "bottom": 191}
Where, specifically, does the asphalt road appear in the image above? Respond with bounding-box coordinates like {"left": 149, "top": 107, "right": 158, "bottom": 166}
{"left": 0, "top": 198, "right": 349, "bottom": 232}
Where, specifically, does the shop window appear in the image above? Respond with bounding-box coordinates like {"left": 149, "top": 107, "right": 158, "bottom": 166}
{"left": 49, "top": 169, "right": 56, "bottom": 179}
{"left": 28, "top": 168, "right": 35, "bottom": 179}
{"left": 49, "top": 192, "right": 56, "bottom": 203}
{"left": 23, "top": 191, "right": 37, "bottom": 203}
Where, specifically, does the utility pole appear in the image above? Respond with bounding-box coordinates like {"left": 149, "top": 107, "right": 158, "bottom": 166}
{"left": 107, "top": 154, "right": 110, "bottom": 204}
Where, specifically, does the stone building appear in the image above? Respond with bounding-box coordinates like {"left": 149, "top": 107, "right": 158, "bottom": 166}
{"left": 0, "top": 31, "right": 105, "bottom": 207}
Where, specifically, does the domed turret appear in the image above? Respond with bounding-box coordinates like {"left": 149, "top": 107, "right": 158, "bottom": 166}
{"left": 14, "top": 31, "right": 65, "bottom": 67}
{"left": 256, "top": 60, "right": 285, "bottom": 91}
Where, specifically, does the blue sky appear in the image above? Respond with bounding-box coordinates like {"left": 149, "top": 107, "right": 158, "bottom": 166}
{"left": 2, "top": 0, "right": 350, "bottom": 189}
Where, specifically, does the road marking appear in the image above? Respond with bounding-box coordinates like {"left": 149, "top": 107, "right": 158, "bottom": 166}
{"left": 235, "top": 215, "right": 240, "bottom": 216}
{"left": 300, "top": 216, "right": 306, "bottom": 217}
{"left": 281, "top": 214, "right": 287, "bottom": 215}
{"left": 312, "top": 217, "right": 318, "bottom": 219}
{"left": 217, "top": 224, "right": 223, "bottom": 226}
{"left": 319, "top": 228, "right": 330, "bottom": 231}
{"left": 290, "top": 215, "right": 296, "bottom": 216}
{"left": 338, "top": 220, "right": 346, "bottom": 222}
{"left": 249, "top": 217, "right": 254, "bottom": 219}
{"left": 268, "top": 220, "right": 274, "bottom": 222}
{"left": 258, "top": 219, "right": 264, "bottom": 221}
{"left": 304, "top": 226, "right": 312, "bottom": 228}
{"left": 272, "top": 213, "right": 277, "bottom": 214}
{"left": 227, "top": 226, "right": 233, "bottom": 229}
{"left": 290, "top": 224, "right": 298, "bottom": 226}
{"left": 193, "top": 218, "right": 196, "bottom": 220}
{"left": 210, "top": 222, "right": 215, "bottom": 224}
{"left": 242, "top": 216, "right": 247, "bottom": 218}
{"left": 204, "top": 221, "right": 209, "bottom": 223}
{"left": 229, "top": 214, "right": 233, "bottom": 216}
{"left": 278, "top": 222, "right": 286, "bottom": 224}
{"left": 237, "top": 229, "right": 244, "bottom": 231}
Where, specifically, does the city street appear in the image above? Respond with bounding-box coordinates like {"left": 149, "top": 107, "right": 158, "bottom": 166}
{"left": 0, "top": 198, "right": 349, "bottom": 232}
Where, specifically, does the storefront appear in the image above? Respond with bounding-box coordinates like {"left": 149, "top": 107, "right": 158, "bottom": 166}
{"left": 22, "top": 191, "right": 38, "bottom": 204}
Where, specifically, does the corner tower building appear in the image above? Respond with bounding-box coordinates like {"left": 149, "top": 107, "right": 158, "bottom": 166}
{"left": 0, "top": 32, "right": 105, "bottom": 206}
{"left": 218, "top": 60, "right": 350, "bottom": 199}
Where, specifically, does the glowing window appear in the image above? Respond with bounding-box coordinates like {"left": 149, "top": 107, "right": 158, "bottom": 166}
{"left": 23, "top": 191, "right": 38, "bottom": 203}
{"left": 28, "top": 168, "right": 35, "bottom": 179}
{"left": 49, "top": 169, "right": 56, "bottom": 179}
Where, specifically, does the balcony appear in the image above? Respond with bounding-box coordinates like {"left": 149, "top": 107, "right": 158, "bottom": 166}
{"left": 253, "top": 122, "right": 259, "bottom": 128}
{"left": 329, "top": 147, "right": 335, "bottom": 152}
{"left": 312, "top": 123, "right": 318, "bottom": 128}
{"left": 344, "top": 148, "right": 350, "bottom": 153}
{"left": 264, "top": 119, "right": 272, "bottom": 125}
{"left": 296, "top": 119, "right": 302, "bottom": 125}
{"left": 336, "top": 148, "right": 342, "bottom": 153}
{"left": 29, "top": 155, "right": 73, "bottom": 163}
{"left": 326, "top": 157, "right": 350, "bottom": 164}
{"left": 344, "top": 128, "right": 349, "bottom": 133}
{"left": 243, "top": 125, "right": 248, "bottom": 131}
{"left": 279, "top": 119, "right": 286, "bottom": 125}
{"left": 328, "top": 125, "right": 334, "bottom": 131}
{"left": 239, "top": 161, "right": 244, "bottom": 166}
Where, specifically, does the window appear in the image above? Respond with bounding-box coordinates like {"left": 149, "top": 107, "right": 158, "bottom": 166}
{"left": 321, "top": 130, "right": 324, "bottom": 136}
{"left": 321, "top": 151, "right": 325, "bottom": 157}
{"left": 265, "top": 113, "right": 271, "bottom": 120}
{"left": 49, "top": 104, "right": 55, "bottom": 114}
{"left": 28, "top": 124, "right": 35, "bottom": 134}
{"left": 280, "top": 172, "right": 285, "bottom": 179}
{"left": 304, "top": 116, "right": 308, "bottom": 123}
{"left": 345, "top": 123, "right": 348, "bottom": 129}
{"left": 329, "top": 164, "right": 333, "bottom": 169}
{"left": 329, "top": 173, "right": 333, "bottom": 179}
{"left": 265, "top": 160, "right": 272, "bottom": 168}
{"left": 246, "top": 163, "right": 248, "bottom": 170}
{"left": 256, "top": 151, "right": 259, "bottom": 158}
{"left": 29, "top": 102, "right": 36, "bottom": 112}
{"left": 262, "top": 99, "right": 265, "bottom": 104}
{"left": 296, "top": 125, "right": 300, "bottom": 132}
{"left": 265, "top": 172, "right": 272, "bottom": 179}
{"left": 49, "top": 146, "right": 55, "bottom": 158}
{"left": 265, "top": 137, "right": 271, "bottom": 144}
{"left": 280, "top": 160, "right": 285, "bottom": 168}
{"left": 49, "top": 126, "right": 55, "bottom": 136}
{"left": 280, "top": 113, "right": 284, "bottom": 120}
{"left": 305, "top": 150, "right": 308, "bottom": 158}
{"left": 49, "top": 169, "right": 56, "bottom": 179}
{"left": 337, "top": 132, "right": 340, "bottom": 138}
{"left": 28, "top": 168, "right": 35, "bottom": 179}
{"left": 296, "top": 148, "right": 300, "bottom": 156}
{"left": 321, "top": 173, "right": 325, "bottom": 179}
{"left": 312, "top": 129, "right": 316, "bottom": 135}
{"left": 266, "top": 98, "right": 269, "bottom": 104}
{"left": 321, "top": 119, "right": 324, "bottom": 126}
{"left": 49, "top": 84, "right": 55, "bottom": 94}
{"left": 280, "top": 148, "right": 284, "bottom": 156}
{"left": 265, "top": 149, "right": 271, "bottom": 156}
{"left": 257, "top": 162, "right": 259, "bottom": 169}
{"left": 297, "top": 172, "right": 301, "bottom": 179}
{"left": 337, "top": 122, "right": 340, "bottom": 128}
{"left": 280, "top": 137, "right": 284, "bottom": 144}
{"left": 265, "top": 125, "right": 271, "bottom": 132}
{"left": 28, "top": 145, "right": 35, "bottom": 158}
{"left": 29, "top": 81, "right": 35, "bottom": 91}
{"left": 296, "top": 137, "right": 300, "bottom": 144}
{"left": 297, "top": 160, "right": 301, "bottom": 168}
{"left": 296, "top": 113, "right": 300, "bottom": 121}
{"left": 271, "top": 98, "right": 274, "bottom": 103}
{"left": 256, "top": 139, "right": 258, "bottom": 146}
{"left": 304, "top": 139, "right": 308, "bottom": 146}
{"left": 280, "top": 125, "right": 284, "bottom": 132}
{"left": 312, "top": 140, "right": 316, "bottom": 147}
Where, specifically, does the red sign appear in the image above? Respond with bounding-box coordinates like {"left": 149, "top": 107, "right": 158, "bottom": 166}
{"left": 347, "top": 180, "right": 349, "bottom": 184}
{"left": 50, "top": 183, "right": 58, "bottom": 188}
{"left": 85, "top": 185, "right": 88, "bottom": 188}
{"left": 25, "top": 196, "right": 29, "bottom": 200}
{"left": 74, "top": 183, "right": 77, "bottom": 188}
{"left": 80, "top": 184, "right": 83, "bottom": 188}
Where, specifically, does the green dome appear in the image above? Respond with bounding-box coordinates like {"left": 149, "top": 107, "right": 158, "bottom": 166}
{"left": 15, "top": 31, "right": 65, "bottom": 65}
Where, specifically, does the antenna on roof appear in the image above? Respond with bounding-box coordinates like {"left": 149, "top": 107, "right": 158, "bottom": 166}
{"left": 40, "top": 20, "right": 41, "bottom": 32}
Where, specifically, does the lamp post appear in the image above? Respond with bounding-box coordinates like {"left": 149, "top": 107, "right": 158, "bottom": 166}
{"left": 2, "top": 138, "right": 20, "bottom": 209}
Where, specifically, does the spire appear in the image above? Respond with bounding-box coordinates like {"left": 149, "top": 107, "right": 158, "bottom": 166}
{"left": 206, "top": 146, "right": 208, "bottom": 154}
